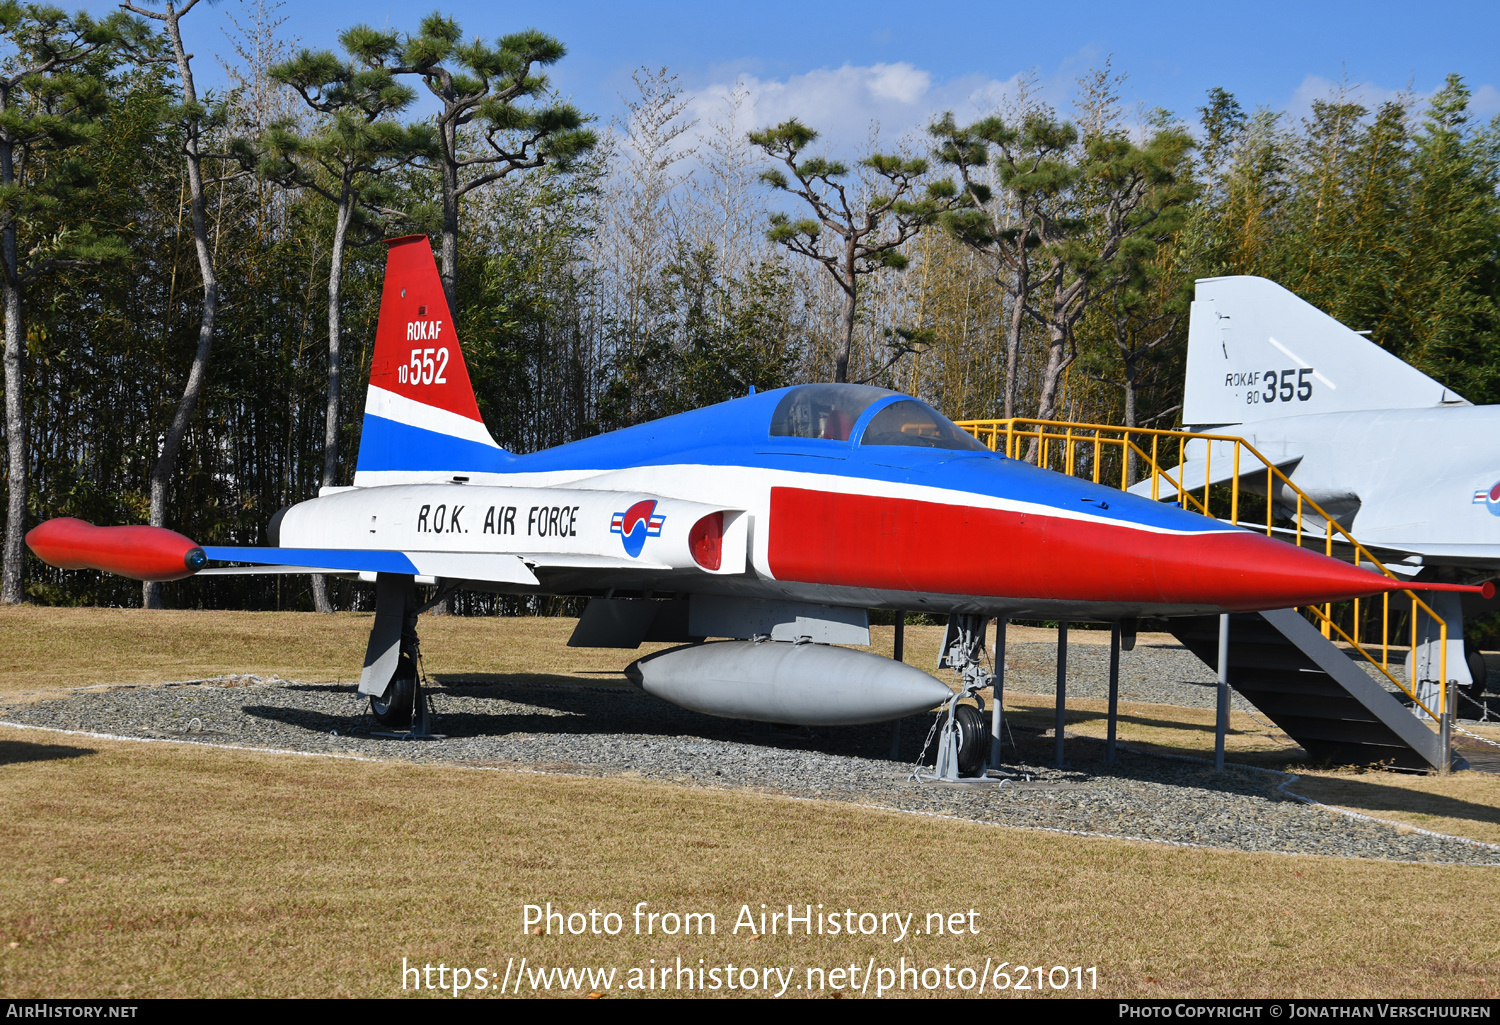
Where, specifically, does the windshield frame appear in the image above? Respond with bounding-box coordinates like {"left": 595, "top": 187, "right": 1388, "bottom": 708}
{"left": 765, "top": 384, "right": 896, "bottom": 446}
{"left": 852, "top": 395, "right": 993, "bottom": 454}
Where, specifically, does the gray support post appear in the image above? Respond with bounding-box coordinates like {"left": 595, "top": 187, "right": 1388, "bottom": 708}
{"left": 1107, "top": 620, "right": 1121, "bottom": 763}
{"left": 888, "top": 611, "right": 906, "bottom": 759}
{"left": 1440, "top": 696, "right": 1452, "bottom": 776}
{"left": 1215, "top": 613, "right": 1230, "bottom": 770}
{"left": 990, "top": 617, "right": 1007, "bottom": 767}
{"left": 1055, "top": 620, "right": 1069, "bottom": 769}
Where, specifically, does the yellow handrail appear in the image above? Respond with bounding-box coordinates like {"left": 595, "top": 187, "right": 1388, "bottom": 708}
{"left": 955, "top": 417, "right": 1451, "bottom": 726}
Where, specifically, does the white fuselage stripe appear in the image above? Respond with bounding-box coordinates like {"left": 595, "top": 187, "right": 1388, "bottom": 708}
{"left": 364, "top": 385, "right": 501, "bottom": 448}
{"left": 348, "top": 462, "right": 1233, "bottom": 539}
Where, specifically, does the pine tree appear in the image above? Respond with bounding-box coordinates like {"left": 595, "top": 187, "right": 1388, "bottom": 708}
{"left": 751, "top": 118, "right": 955, "bottom": 383}
{"left": 392, "top": 12, "right": 595, "bottom": 318}
{"left": 265, "top": 26, "right": 436, "bottom": 611}
{"left": 121, "top": 0, "right": 255, "bottom": 609}
{"left": 0, "top": 2, "right": 143, "bottom": 603}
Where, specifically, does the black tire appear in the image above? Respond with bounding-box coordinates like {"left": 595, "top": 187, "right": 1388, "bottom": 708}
{"left": 954, "top": 703, "right": 991, "bottom": 777}
{"left": 1465, "top": 640, "right": 1487, "bottom": 704}
{"left": 370, "top": 652, "right": 417, "bottom": 729}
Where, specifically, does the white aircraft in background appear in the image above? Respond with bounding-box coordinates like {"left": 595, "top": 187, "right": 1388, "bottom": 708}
{"left": 1135, "top": 275, "right": 1500, "bottom": 699}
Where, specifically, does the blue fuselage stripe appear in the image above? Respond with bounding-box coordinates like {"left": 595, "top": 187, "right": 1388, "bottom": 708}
{"left": 355, "top": 414, "right": 515, "bottom": 473}
{"left": 353, "top": 388, "right": 1225, "bottom": 536}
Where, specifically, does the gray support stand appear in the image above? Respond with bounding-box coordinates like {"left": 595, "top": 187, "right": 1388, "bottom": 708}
{"left": 1440, "top": 704, "right": 1452, "bottom": 775}
{"left": 889, "top": 611, "right": 906, "bottom": 759}
{"left": 1055, "top": 620, "right": 1069, "bottom": 769}
{"left": 1215, "top": 613, "right": 1230, "bottom": 770}
{"left": 990, "top": 618, "right": 1007, "bottom": 768}
{"left": 1107, "top": 621, "right": 1121, "bottom": 763}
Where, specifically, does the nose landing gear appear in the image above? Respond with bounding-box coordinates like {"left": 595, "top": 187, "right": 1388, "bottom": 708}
{"left": 917, "top": 613, "right": 995, "bottom": 782}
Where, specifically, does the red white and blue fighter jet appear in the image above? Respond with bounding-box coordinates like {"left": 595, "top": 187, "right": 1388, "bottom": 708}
{"left": 27, "top": 236, "right": 1465, "bottom": 757}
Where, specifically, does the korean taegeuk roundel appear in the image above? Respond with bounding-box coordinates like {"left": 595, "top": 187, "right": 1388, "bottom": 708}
{"left": 610, "top": 500, "right": 665, "bottom": 557}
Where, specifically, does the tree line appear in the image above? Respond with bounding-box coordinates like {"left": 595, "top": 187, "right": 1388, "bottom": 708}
{"left": 2, "top": 2, "right": 1496, "bottom": 611}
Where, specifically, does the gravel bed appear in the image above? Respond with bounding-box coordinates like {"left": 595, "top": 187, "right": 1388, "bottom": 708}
{"left": 998, "top": 640, "right": 1259, "bottom": 711}
{"left": 3, "top": 671, "right": 1497, "bottom": 865}
{"left": 1005, "top": 639, "right": 1500, "bottom": 724}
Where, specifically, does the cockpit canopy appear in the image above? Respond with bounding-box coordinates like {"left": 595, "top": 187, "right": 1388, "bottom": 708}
{"left": 769, "top": 384, "right": 990, "bottom": 453}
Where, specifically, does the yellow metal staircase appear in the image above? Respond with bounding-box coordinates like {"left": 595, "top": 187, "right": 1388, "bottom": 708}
{"left": 956, "top": 418, "right": 1462, "bottom": 770}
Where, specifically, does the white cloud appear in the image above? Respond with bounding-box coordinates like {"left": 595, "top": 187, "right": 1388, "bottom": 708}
{"left": 1284, "top": 74, "right": 1417, "bottom": 121}
{"left": 685, "top": 63, "right": 1038, "bottom": 155}
{"left": 867, "top": 63, "right": 932, "bottom": 105}
{"left": 1283, "top": 73, "right": 1500, "bottom": 124}
{"left": 1470, "top": 84, "right": 1499, "bottom": 118}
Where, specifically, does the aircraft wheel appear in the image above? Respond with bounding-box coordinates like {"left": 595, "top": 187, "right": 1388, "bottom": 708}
{"left": 1465, "top": 640, "right": 1488, "bottom": 704}
{"left": 370, "top": 652, "right": 417, "bottom": 729}
{"left": 954, "top": 703, "right": 991, "bottom": 777}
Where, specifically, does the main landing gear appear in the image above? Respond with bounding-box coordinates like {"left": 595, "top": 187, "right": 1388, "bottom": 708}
{"left": 358, "top": 573, "right": 447, "bottom": 738}
{"left": 370, "top": 650, "right": 419, "bottom": 729}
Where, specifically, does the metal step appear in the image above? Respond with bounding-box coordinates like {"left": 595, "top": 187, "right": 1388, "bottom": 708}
{"left": 1169, "top": 610, "right": 1455, "bottom": 771}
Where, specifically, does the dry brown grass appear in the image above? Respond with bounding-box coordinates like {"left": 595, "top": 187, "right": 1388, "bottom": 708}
{"left": 2, "top": 607, "right": 1497, "bottom": 998}
{"left": 1004, "top": 692, "right": 1306, "bottom": 765}
{"left": 1015, "top": 693, "right": 1500, "bottom": 847}
{"left": 1288, "top": 766, "right": 1500, "bottom": 847}
{"left": 0, "top": 606, "right": 677, "bottom": 699}
{"left": 0, "top": 726, "right": 1496, "bottom": 999}
{"left": 0, "top": 608, "right": 1131, "bottom": 699}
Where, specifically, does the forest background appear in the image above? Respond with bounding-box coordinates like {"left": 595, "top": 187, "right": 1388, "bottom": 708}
{"left": 3, "top": 0, "right": 1497, "bottom": 612}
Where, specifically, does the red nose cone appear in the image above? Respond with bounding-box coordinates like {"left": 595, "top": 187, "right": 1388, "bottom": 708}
{"left": 1149, "top": 530, "right": 1403, "bottom": 610}
{"left": 25, "top": 518, "right": 205, "bottom": 582}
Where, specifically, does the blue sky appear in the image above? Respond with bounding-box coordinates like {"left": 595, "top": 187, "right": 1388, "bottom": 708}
{"left": 82, "top": 0, "right": 1500, "bottom": 150}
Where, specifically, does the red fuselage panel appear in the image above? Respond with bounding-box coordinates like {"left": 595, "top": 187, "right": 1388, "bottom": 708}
{"left": 766, "top": 487, "right": 1396, "bottom": 610}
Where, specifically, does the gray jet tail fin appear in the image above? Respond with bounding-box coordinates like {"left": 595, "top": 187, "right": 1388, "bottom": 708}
{"left": 1182, "top": 276, "right": 1469, "bottom": 428}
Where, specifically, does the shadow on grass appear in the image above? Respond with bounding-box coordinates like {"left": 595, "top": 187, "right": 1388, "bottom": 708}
{"left": 1006, "top": 699, "right": 1262, "bottom": 737}
{"left": 1001, "top": 698, "right": 1308, "bottom": 771}
{"left": 429, "top": 673, "right": 628, "bottom": 688}
{"left": 1288, "top": 776, "right": 1500, "bottom": 832}
{"left": 0, "top": 740, "right": 95, "bottom": 765}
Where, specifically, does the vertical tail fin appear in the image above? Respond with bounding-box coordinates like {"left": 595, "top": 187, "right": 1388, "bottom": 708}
{"left": 353, "top": 235, "right": 511, "bottom": 484}
{"left": 1182, "top": 276, "right": 1469, "bottom": 428}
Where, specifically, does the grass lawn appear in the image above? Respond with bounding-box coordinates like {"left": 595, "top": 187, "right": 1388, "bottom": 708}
{"left": 1, "top": 607, "right": 1495, "bottom": 998}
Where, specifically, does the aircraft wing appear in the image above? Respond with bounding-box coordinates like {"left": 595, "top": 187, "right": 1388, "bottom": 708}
{"left": 1126, "top": 436, "right": 1301, "bottom": 500}
{"left": 1354, "top": 542, "right": 1500, "bottom": 571}
{"left": 199, "top": 547, "right": 541, "bottom": 584}
{"left": 198, "top": 548, "right": 675, "bottom": 578}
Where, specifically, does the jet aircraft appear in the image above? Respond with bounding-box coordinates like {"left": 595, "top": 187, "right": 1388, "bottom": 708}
{"left": 26, "top": 240, "right": 1478, "bottom": 769}
{"left": 1133, "top": 276, "right": 1500, "bottom": 697}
